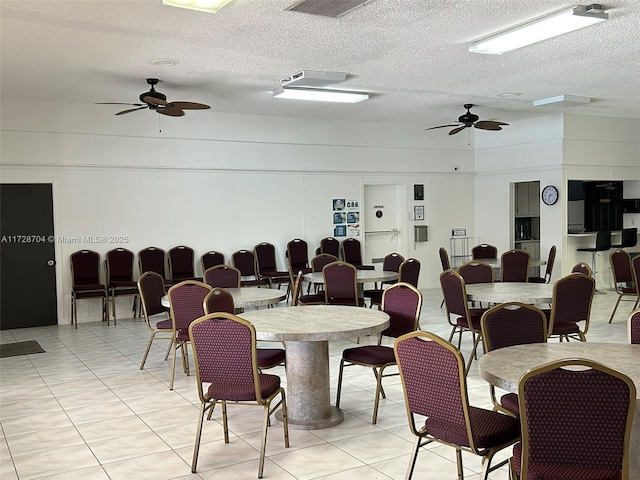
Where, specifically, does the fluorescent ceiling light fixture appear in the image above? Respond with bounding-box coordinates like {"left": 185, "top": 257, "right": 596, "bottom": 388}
{"left": 162, "top": 0, "right": 234, "bottom": 14}
{"left": 272, "top": 87, "right": 369, "bottom": 103}
{"left": 533, "top": 94, "right": 591, "bottom": 107}
{"left": 469, "top": 4, "right": 608, "bottom": 54}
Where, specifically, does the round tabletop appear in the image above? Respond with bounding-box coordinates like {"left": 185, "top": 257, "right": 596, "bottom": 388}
{"left": 479, "top": 258, "right": 546, "bottom": 270}
{"left": 240, "top": 304, "right": 390, "bottom": 342}
{"left": 465, "top": 282, "right": 553, "bottom": 304}
{"left": 161, "top": 287, "right": 286, "bottom": 309}
{"left": 303, "top": 270, "right": 398, "bottom": 285}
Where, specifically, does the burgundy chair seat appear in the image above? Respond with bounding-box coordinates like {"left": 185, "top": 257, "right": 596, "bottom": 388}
{"left": 619, "top": 286, "right": 637, "bottom": 294}
{"left": 206, "top": 373, "right": 281, "bottom": 401}
{"left": 241, "top": 278, "right": 269, "bottom": 287}
{"left": 256, "top": 348, "right": 286, "bottom": 369}
{"left": 500, "top": 393, "right": 519, "bottom": 416}
{"left": 342, "top": 345, "right": 395, "bottom": 365}
{"left": 155, "top": 319, "right": 172, "bottom": 330}
{"left": 260, "top": 270, "right": 289, "bottom": 281}
{"left": 327, "top": 297, "right": 365, "bottom": 307}
{"left": 355, "top": 264, "right": 375, "bottom": 270}
{"left": 177, "top": 329, "right": 190, "bottom": 341}
{"left": 550, "top": 321, "right": 580, "bottom": 335}
{"left": 298, "top": 292, "right": 326, "bottom": 304}
{"left": 527, "top": 276, "right": 546, "bottom": 284}
{"left": 362, "top": 289, "right": 382, "bottom": 304}
{"left": 424, "top": 405, "right": 520, "bottom": 448}
{"left": 455, "top": 310, "right": 484, "bottom": 330}
{"left": 74, "top": 283, "right": 107, "bottom": 293}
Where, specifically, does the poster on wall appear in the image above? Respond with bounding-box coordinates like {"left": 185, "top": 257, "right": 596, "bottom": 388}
{"left": 334, "top": 225, "right": 346, "bottom": 237}
{"left": 333, "top": 198, "right": 361, "bottom": 237}
{"left": 333, "top": 198, "right": 346, "bottom": 211}
{"left": 347, "top": 224, "right": 360, "bottom": 237}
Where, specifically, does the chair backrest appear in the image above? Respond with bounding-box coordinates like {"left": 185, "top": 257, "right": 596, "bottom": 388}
{"left": 472, "top": 243, "right": 497, "bottom": 260}
{"left": 320, "top": 237, "right": 340, "bottom": 258}
{"left": 500, "top": 249, "right": 530, "bottom": 282}
{"left": 203, "top": 287, "right": 235, "bottom": 315}
{"left": 138, "top": 247, "right": 167, "bottom": 279}
{"left": 232, "top": 249, "right": 259, "bottom": 278}
{"left": 189, "top": 313, "right": 264, "bottom": 403}
{"left": 481, "top": 302, "right": 547, "bottom": 352}
{"left": 380, "top": 283, "right": 422, "bottom": 338}
{"left": 168, "top": 245, "right": 196, "bottom": 282}
{"left": 311, "top": 253, "right": 338, "bottom": 273}
{"left": 201, "top": 251, "right": 225, "bottom": 271}
{"left": 168, "top": 280, "right": 212, "bottom": 331}
{"left": 458, "top": 261, "right": 494, "bottom": 284}
{"left": 633, "top": 256, "right": 640, "bottom": 295}
{"left": 517, "top": 359, "right": 636, "bottom": 480}
{"left": 542, "top": 245, "right": 556, "bottom": 282}
{"left": 595, "top": 230, "right": 612, "bottom": 250}
{"left": 621, "top": 227, "right": 638, "bottom": 248}
{"left": 610, "top": 249, "right": 633, "bottom": 284}
{"left": 254, "top": 242, "right": 278, "bottom": 275}
{"left": 394, "top": 331, "right": 475, "bottom": 447}
{"left": 440, "top": 269, "right": 470, "bottom": 319}
{"left": 382, "top": 252, "right": 405, "bottom": 272}
{"left": 571, "top": 262, "right": 593, "bottom": 276}
{"left": 322, "top": 261, "right": 358, "bottom": 305}
{"left": 341, "top": 238, "right": 364, "bottom": 266}
{"left": 629, "top": 309, "right": 640, "bottom": 344}
{"left": 287, "top": 238, "right": 309, "bottom": 272}
{"left": 438, "top": 247, "right": 450, "bottom": 271}
{"left": 204, "top": 265, "right": 241, "bottom": 288}
{"left": 549, "top": 273, "right": 595, "bottom": 331}
{"left": 398, "top": 258, "right": 420, "bottom": 287}
{"left": 137, "top": 271, "right": 168, "bottom": 320}
{"left": 70, "top": 250, "right": 101, "bottom": 285}
{"left": 106, "top": 248, "right": 135, "bottom": 283}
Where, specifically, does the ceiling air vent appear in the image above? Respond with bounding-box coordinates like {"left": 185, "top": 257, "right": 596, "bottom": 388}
{"left": 286, "top": 0, "right": 376, "bottom": 18}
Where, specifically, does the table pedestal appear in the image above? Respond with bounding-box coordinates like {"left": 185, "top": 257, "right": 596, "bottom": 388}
{"left": 276, "top": 340, "right": 343, "bottom": 429}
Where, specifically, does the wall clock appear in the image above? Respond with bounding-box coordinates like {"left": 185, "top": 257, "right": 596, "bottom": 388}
{"left": 542, "top": 185, "right": 559, "bottom": 205}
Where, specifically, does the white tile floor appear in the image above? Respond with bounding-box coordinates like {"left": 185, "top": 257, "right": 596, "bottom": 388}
{"left": 0, "top": 287, "right": 632, "bottom": 480}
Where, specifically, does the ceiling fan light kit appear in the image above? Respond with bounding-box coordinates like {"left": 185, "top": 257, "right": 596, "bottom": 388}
{"left": 162, "top": 0, "right": 234, "bottom": 14}
{"left": 272, "top": 86, "right": 369, "bottom": 103}
{"left": 469, "top": 4, "right": 608, "bottom": 55}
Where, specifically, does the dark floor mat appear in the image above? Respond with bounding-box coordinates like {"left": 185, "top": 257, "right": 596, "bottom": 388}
{"left": 0, "top": 340, "right": 46, "bottom": 358}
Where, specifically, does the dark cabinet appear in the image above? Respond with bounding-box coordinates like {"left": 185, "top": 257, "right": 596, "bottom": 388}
{"left": 584, "top": 181, "right": 623, "bottom": 232}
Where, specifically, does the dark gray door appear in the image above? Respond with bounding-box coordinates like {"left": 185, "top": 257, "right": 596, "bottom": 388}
{"left": 1, "top": 183, "right": 57, "bottom": 329}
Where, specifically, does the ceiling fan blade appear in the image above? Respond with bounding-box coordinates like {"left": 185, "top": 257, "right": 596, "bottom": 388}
{"left": 425, "top": 124, "right": 462, "bottom": 131}
{"left": 168, "top": 101, "right": 210, "bottom": 110}
{"left": 96, "top": 102, "right": 145, "bottom": 106}
{"left": 157, "top": 107, "right": 185, "bottom": 117}
{"left": 142, "top": 96, "right": 167, "bottom": 106}
{"left": 115, "top": 106, "right": 148, "bottom": 115}
{"left": 475, "top": 120, "right": 509, "bottom": 129}
{"left": 449, "top": 126, "right": 468, "bottom": 135}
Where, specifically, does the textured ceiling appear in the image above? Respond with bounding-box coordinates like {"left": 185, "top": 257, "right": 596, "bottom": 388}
{"left": 2, "top": 0, "right": 639, "bottom": 129}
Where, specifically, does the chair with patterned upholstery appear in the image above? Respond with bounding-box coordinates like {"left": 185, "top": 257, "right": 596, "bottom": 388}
{"left": 394, "top": 330, "right": 520, "bottom": 480}
{"left": 628, "top": 309, "right": 640, "bottom": 344}
{"left": 188, "top": 312, "right": 289, "bottom": 477}
{"left": 105, "top": 247, "right": 140, "bottom": 324}
{"left": 511, "top": 358, "right": 635, "bottom": 480}
{"left": 70, "top": 249, "right": 108, "bottom": 328}
{"left": 500, "top": 249, "right": 530, "bottom": 283}
{"left": 458, "top": 260, "right": 494, "bottom": 285}
{"left": 472, "top": 243, "right": 498, "bottom": 260}
{"left": 547, "top": 273, "right": 595, "bottom": 342}
{"left": 167, "top": 280, "right": 212, "bottom": 390}
{"left": 232, "top": 249, "right": 269, "bottom": 288}
{"left": 200, "top": 250, "right": 225, "bottom": 272}
{"left": 363, "top": 252, "right": 405, "bottom": 309}
{"left": 398, "top": 258, "right": 421, "bottom": 288}
{"left": 286, "top": 238, "right": 311, "bottom": 276}
{"left": 609, "top": 249, "right": 639, "bottom": 323}
{"left": 480, "top": 302, "right": 547, "bottom": 417}
{"left": 323, "top": 261, "right": 364, "bottom": 306}
{"left": 319, "top": 236, "right": 340, "bottom": 259}
{"left": 341, "top": 237, "right": 374, "bottom": 270}
{"left": 571, "top": 262, "right": 593, "bottom": 276}
{"left": 254, "top": 242, "right": 290, "bottom": 292}
{"left": 168, "top": 245, "right": 201, "bottom": 283}
{"left": 336, "top": 283, "right": 422, "bottom": 423}
{"left": 137, "top": 271, "right": 172, "bottom": 370}
{"left": 440, "top": 269, "right": 487, "bottom": 374}
{"left": 528, "top": 245, "right": 556, "bottom": 283}
{"left": 203, "top": 265, "right": 241, "bottom": 289}
{"left": 290, "top": 271, "right": 326, "bottom": 306}
{"left": 310, "top": 253, "right": 337, "bottom": 293}
{"left": 203, "top": 288, "right": 286, "bottom": 370}
{"left": 139, "top": 246, "right": 172, "bottom": 287}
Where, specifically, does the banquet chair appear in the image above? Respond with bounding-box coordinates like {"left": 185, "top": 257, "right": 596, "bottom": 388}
{"left": 528, "top": 245, "right": 556, "bottom": 283}
{"left": 105, "top": 247, "right": 140, "bottom": 324}
{"left": 137, "top": 271, "right": 172, "bottom": 370}
{"left": 167, "top": 280, "right": 212, "bottom": 390}
{"left": 203, "top": 288, "right": 286, "bottom": 370}
{"left": 200, "top": 250, "right": 225, "bottom": 272}
{"left": 138, "top": 246, "right": 172, "bottom": 287}
{"left": 628, "top": 309, "right": 640, "bottom": 344}
{"left": 232, "top": 249, "right": 269, "bottom": 287}
{"left": 363, "top": 252, "right": 405, "bottom": 309}
{"left": 290, "top": 271, "right": 325, "bottom": 306}
{"left": 458, "top": 260, "right": 494, "bottom": 284}
{"left": 480, "top": 302, "right": 547, "bottom": 417}
{"left": 323, "top": 261, "right": 364, "bottom": 306}
{"left": 611, "top": 227, "right": 638, "bottom": 249}
{"left": 472, "top": 243, "right": 498, "bottom": 260}
{"left": 546, "top": 273, "right": 595, "bottom": 342}
{"left": 286, "top": 238, "right": 311, "bottom": 275}
{"left": 203, "top": 265, "right": 241, "bottom": 289}
{"left": 609, "top": 249, "right": 639, "bottom": 323}
{"left": 254, "top": 242, "right": 290, "bottom": 292}
{"left": 188, "top": 312, "right": 289, "bottom": 477}
{"left": 319, "top": 236, "right": 340, "bottom": 258}
{"left": 336, "top": 283, "right": 422, "bottom": 424}
{"left": 70, "top": 249, "right": 108, "bottom": 328}
{"left": 340, "top": 237, "right": 374, "bottom": 270}
{"left": 394, "top": 330, "right": 520, "bottom": 480}
{"left": 500, "top": 249, "right": 530, "bottom": 283}
{"left": 398, "top": 258, "right": 420, "bottom": 288}
{"left": 440, "top": 269, "right": 486, "bottom": 374}
{"left": 310, "top": 253, "right": 337, "bottom": 293}
{"left": 168, "top": 245, "right": 201, "bottom": 283}
{"left": 571, "top": 262, "right": 593, "bottom": 276}
{"left": 511, "top": 358, "right": 635, "bottom": 480}
{"left": 438, "top": 247, "right": 451, "bottom": 307}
